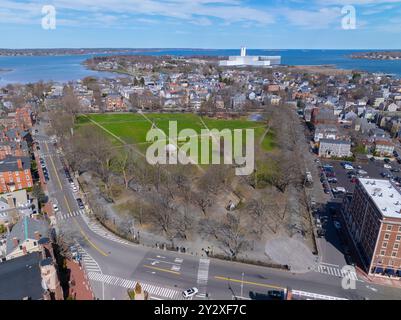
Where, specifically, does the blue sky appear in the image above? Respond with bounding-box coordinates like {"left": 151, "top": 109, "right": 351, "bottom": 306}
{"left": 1, "top": 0, "right": 401, "bottom": 49}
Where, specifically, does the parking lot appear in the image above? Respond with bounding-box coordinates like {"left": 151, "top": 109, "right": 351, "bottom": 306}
{"left": 319, "top": 157, "right": 401, "bottom": 198}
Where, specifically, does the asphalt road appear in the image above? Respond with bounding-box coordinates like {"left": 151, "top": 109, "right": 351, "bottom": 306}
{"left": 33, "top": 118, "right": 401, "bottom": 301}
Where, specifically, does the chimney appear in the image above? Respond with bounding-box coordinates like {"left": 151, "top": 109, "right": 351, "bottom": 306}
{"left": 17, "top": 159, "right": 23, "bottom": 170}
{"left": 34, "top": 231, "right": 41, "bottom": 240}
{"left": 12, "top": 237, "right": 19, "bottom": 247}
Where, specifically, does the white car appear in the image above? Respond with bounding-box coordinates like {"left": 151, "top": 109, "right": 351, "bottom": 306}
{"left": 344, "top": 165, "right": 354, "bottom": 170}
{"left": 357, "top": 169, "right": 368, "bottom": 175}
{"left": 333, "top": 221, "right": 342, "bottom": 229}
{"left": 52, "top": 204, "right": 59, "bottom": 212}
{"left": 72, "top": 186, "right": 78, "bottom": 193}
{"left": 333, "top": 187, "right": 346, "bottom": 193}
{"left": 384, "top": 164, "right": 392, "bottom": 169}
{"left": 182, "top": 287, "right": 198, "bottom": 299}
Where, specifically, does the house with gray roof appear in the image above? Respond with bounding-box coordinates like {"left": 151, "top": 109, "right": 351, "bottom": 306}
{"left": 318, "top": 139, "right": 352, "bottom": 158}
{"left": 6, "top": 216, "right": 49, "bottom": 260}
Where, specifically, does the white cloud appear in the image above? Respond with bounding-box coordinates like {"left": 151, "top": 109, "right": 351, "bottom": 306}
{"left": 281, "top": 7, "right": 342, "bottom": 29}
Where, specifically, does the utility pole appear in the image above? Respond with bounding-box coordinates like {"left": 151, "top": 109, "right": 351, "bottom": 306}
{"left": 240, "top": 272, "right": 244, "bottom": 298}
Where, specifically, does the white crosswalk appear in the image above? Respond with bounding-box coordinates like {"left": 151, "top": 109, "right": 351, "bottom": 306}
{"left": 87, "top": 272, "right": 183, "bottom": 300}
{"left": 80, "top": 213, "right": 134, "bottom": 247}
{"left": 292, "top": 290, "right": 348, "bottom": 301}
{"left": 57, "top": 209, "right": 85, "bottom": 221}
{"left": 76, "top": 245, "right": 102, "bottom": 274}
{"left": 315, "top": 263, "right": 359, "bottom": 281}
{"left": 196, "top": 258, "right": 210, "bottom": 299}
{"left": 197, "top": 258, "right": 210, "bottom": 286}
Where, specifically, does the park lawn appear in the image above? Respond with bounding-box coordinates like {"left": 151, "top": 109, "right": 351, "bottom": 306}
{"left": 76, "top": 113, "right": 276, "bottom": 160}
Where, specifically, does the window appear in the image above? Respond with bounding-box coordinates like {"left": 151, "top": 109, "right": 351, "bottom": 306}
{"left": 394, "top": 244, "right": 399, "bottom": 250}
{"left": 33, "top": 241, "right": 37, "bottom": 246}
{"left": 19, "top": 245, "right": 22, "bottom": 250}
{"left": 380, "top": 250, "right": 386, "bottom": 256}
{"left": 399, "top": 226, "right": 401, "bottom": 232}
{"left": 392, "top": 252, "right": 398, "bottom": 257}
{"left": 397, "top": 235, "right": 401, "bottom": 242}
{"left": 384, "top": 233, "right": 390, "bottom": 240}
{"left": 387, "top": 225, "right": 392, "bottom": 231}
{"left": 27, "top": 182, "right": 31, "bottom": 187}
{"left": 382, "top": 242, "right": 388, "bottom": 248}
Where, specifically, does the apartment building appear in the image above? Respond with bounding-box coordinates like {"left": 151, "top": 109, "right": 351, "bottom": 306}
{"left": 342, "top": 178, "right": 401, "bottom": 278}
{"left": 0, "top": 155, "right": 32, "bottom": 193}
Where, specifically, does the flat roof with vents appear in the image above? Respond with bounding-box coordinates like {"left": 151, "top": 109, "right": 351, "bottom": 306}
{"left": 359, "top": 178, "right": 401, "bottom": 219}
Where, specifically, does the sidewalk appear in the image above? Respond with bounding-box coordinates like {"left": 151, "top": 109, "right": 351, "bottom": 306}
{"left": 66, "top": 259, "right": 95, "bottom": 300}
{"left": 356, "top": 267, "right": 401, "bottom": 289}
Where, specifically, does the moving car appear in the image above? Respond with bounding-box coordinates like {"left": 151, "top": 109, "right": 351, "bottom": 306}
{"left": 384, "top": 164, "right": 392, "bottom": 170}
{"left": 344, "top": 164, "right": 354, "bottom": 170}
{"left": 182, "top": 287, "right": 198, "bottom": 299}
{"left": 327, "top": 177, "right": 338, "bottom": 183}
{"left": 52, "top": 204, "right": 59, "bottom": 212}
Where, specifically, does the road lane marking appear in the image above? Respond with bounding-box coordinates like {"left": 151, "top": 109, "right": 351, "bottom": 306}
{"left": 87, "top": 272, "right": 183, "bottom": 299}
{"left": 45, "top": 142, "right": 63, "bottom": 190}
{"left": 46, "top": 140, "right": 109, "bottom": 257}
{"left": 214, "top": 276, "right": 285, "bottom": 290}
{"left": 143, "top": 265, "right": 181, "bottom": 275}
{"left": 74, "top": 219, "right": 109, "bottom": 257}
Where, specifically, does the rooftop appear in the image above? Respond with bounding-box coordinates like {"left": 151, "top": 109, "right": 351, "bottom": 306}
{"left": 359, "top": 178, "right": 401, "bottom": 219}
{"left": 0, "top": 253, "right": 43, "bottom": 300}
{"left": 6, "top": 216, "right": 49, "bottom": 255}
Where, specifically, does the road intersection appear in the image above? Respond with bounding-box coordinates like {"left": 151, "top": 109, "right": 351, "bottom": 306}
{"left": 35, "top": 120, "right": 401, "bottom": 301}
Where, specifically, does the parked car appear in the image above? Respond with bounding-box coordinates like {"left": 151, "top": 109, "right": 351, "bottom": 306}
{"left": 333, "top": 187, "right": 346, "bottom": 194}
{"left": 384, "top": 158, "right": 391, "bottom": 164}
{"left": 52, "top": 204, "right": 59, "bottom": 212}
{"left": 384, "top": 164, "right": 392, "bottom": 170}
{"left": 182, "top": 287, "right": 198, "bottom": 299}
{"left": 327, "top": 177, "right": 338, "bottom": 183}
{"left": 391, "top": 168, "right": 400, "bottom": 173}
{"left": 267, "top": 290, "right": 284, "bottom": 300}
{"left": 344, "top": 164, "right": 354, "bottom": 170}
{"left": 76, "top": 198, "right": 85, "bottom": 209}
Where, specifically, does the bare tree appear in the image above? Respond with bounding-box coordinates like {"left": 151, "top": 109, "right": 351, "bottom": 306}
{"left": 200, "top": 213, "right": 249, "bottom": 260}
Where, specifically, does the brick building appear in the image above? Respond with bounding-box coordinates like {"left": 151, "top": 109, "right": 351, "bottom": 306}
{"left": 342, "top": 178, "right": 401, "bottom": 278}
{"left": 105, "top": 94, "right": 125, "bottom": 111}
{"left": 0, "top": 155, "right": 32, "bottom": 193}
{"left": 15, "top": 106, "right": 33, "bottom": 130}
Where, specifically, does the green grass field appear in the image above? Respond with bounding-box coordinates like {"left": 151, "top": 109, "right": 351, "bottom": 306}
{"left": 76, "top": 113, "right": 276, "bottom": 156}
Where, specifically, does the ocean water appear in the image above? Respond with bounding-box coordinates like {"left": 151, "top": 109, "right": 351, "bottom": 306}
{"left": 1, "top": 49, "right": 401, "bottom": 85}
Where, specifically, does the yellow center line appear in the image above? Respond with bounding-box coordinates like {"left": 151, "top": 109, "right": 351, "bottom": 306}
{"left": 214, "top": 276, "right": 285, "bottom": 291}
{"left": 144, "top": 265, "right": 181, "bottom": 275}
{"left": 44, "top": 141, "right": 108, "bottom": 257}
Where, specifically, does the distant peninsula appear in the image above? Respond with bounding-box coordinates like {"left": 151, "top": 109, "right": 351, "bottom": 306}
{"left": 0, "top": 48, "right": 215, "bottom": 57}
{"left": 0, "top": 48, "right": 166, "bottom": 57}
{"left": 351, "top": 51, "right": 401, "bottom": 60}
